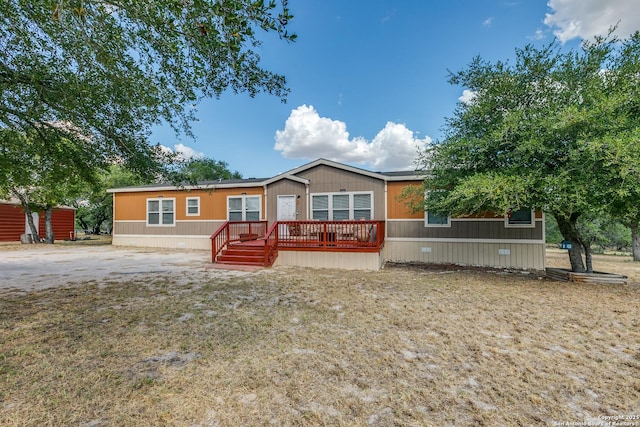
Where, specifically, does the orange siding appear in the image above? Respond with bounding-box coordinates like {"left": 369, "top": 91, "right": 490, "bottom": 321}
{"left": 386, "top": 182, "right": 543, "bottom": 220}
{"left": 114, "top": 187, "right": 266, "bottom": 222}
{"left": 387, "top": 181, "right": 424, "bottom": 219}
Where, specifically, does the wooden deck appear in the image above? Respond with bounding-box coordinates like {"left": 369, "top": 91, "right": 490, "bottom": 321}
{"left": 211, "top": 220, "right": 385, "bottom": 267}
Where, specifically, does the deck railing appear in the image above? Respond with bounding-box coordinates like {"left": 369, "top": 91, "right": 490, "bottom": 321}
{"left": 210, "top": 220, "right": 268, "bottom": 263}
{"left": 211, "top": 220, "right": 385, "bottom": 265}
{"left": 277, "top": 220, "right": 385, "bottom": 252}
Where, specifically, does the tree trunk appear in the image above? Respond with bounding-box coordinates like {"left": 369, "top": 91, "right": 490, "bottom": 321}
{"left": 24, "top": 205, "right": 40, "bottom": 243}
{"left": 14, "top": 192, "right": 40, "bottom": 243}
{"left": 554, "top": 213, "right": 586, "bottom": 272}
{"left": 631, "top": 222, "right": 640, "bottom": 262}
{"left": 77, "top": 217, "right": 90, "bottom": 233}
{"left": 583, "top": 241, "right": 593, "bottom": 273}
{"left": 44, "top": 206, "right": 55, "bottom": 244}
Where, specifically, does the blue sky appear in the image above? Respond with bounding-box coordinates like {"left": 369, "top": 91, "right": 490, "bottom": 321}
{"left": 153, "top": 0, "right": 639, "bottom": 178}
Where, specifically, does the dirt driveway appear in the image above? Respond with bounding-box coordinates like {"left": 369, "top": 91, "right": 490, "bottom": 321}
{"left": 0, "top": 245, "right": 253, "bottom": 293}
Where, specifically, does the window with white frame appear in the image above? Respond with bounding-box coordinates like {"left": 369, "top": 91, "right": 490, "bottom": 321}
{"left": 228, "top": 195, "right": 261, "bottom": 221}
{"left": 186, "top": 197, "right": 200, "bottom": 216}
{"left": 424, "top": 191, "right": 451, "bottom": 227}
{"left": 505, "top": 208, "right": 534, "bottom": 227}
{"left": 425, "top": 211, "right": 451, "bottom": 227}
{"left": 147, "top": 198, "right": 175, "bottom": 226}
{"left": 311, "top": 192, "right": 372, "bottom": 220}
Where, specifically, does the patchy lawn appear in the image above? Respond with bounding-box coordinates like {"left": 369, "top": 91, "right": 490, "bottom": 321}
{"left": 1, "top": 252, "right": 638, "bottom": 426}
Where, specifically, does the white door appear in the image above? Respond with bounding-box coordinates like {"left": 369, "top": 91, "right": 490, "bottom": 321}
{"left": 277, "top": 195, "right": 297, "bottom": 221}
{"left": 277, "top": 195, "right": 297, "bottom": 237}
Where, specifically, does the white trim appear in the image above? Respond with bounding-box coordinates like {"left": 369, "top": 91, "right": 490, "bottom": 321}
{"left": 310, "top": 191, "right": 374, "bottom": 220}
{"left": 108, "top": 180, "right": 266, "bottom": 193}
{"left": 388, "top": 217, "right": 543, "bottom": 222}
{"left": 504, "top": 209, "right": 536, "bottom": 228}
{"left": 146, "top": 197, "right": 176, "bottom": 227}
{"left": 176, "top": 220, "right": 223, "bottom": 223}
{"left": 386, "top": 237, "right": 546, "bottom": 244}
{"left": 263, "top": 174, "right": 310, "bottom": 186}
{"left": 227, "top": 194, "right": 262, "bottom": 221}
{"left": 114, "top": 219, "right": 223, "bottom": 224}
{"left": 277, "top": 194, "right": 298, "bottom": 221}
{"left": 424, "top": 211, "right": 451, "bottom": 227}
{"left": 284, "top": 158, "right": 388, "bottom": 181}
{"left": 186, "top": 197, "right": 200, "bottom": 216}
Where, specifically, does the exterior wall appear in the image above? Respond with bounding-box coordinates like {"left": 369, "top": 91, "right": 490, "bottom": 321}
{"left": 42, "top": 208, "right": 76, "bottom": 240}
{"left": 385, "top": 214, "right": 545, "bottom": 270}
{"left": 112, "top": 188, "right": 265, "bottom": 249}
{"left": 0, "top": 203, "right": 75, "bottom": 242}
{"left": 266, "top": 179, "right": 307, "bottom": 222}
{"left": 384, "top": 180, "right": 545, "bottom": 270}
{"left": 275, "top": 250, "right": 383, "bottom": 271}
{"left": 387, "top": 218, "right": 543, "bottom": 240}
{"left": 112, "top": 234, "right": 212, "bottom": 250}
{"left": 0, "top": 203, "right": 25, "bottom": 242}
{"left": 114, "top": 188, "right": 265, "bottom": 222}
{"left": 386, "top": 181, "right": 424, "bottom": 220}
{"left": 293, "top": 165, "right": 386, "bottom": 220}
{"left": 384, "top": 240, "right": 545, "bottom": 270}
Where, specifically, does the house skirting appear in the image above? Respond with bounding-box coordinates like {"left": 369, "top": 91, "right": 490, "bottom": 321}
{"left": 112, "top": 234, "right": 212, "bottom": 250}
{"left": 383, "top": 239, "right": 545, "bottom": 271}
{"left": 274, "top": 250, "right": 384, "bottom": 271}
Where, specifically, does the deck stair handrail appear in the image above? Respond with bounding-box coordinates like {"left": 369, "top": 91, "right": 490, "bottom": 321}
{"left": 210, "top": 220, "right": 268, "bottom": 263}
{"left": 263, "top": 221, "right": 279, "bottom": 266}
{"left": 210, "top": 221, "right": 230, "bottom": 263}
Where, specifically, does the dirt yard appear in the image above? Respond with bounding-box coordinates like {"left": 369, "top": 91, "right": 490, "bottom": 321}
{"left": 0, "top": 245, "right": 638, "bottom": 426}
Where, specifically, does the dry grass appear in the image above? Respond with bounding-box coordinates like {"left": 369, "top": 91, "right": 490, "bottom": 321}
{"left": 1, "top": 253, "right": 639, "bottom": 426}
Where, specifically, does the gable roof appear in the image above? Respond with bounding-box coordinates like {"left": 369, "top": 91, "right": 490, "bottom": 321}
{"left": 107, "top": 158, "right": 424, "bottom": 193}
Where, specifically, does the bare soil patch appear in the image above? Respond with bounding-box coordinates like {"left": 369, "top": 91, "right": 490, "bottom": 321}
{"left": 1, "top": 248, "right": 638, "bottom": 426}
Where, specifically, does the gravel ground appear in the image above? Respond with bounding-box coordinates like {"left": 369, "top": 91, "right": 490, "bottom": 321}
{"left": 0, "top": 245, "right": 253, "bottom": 293}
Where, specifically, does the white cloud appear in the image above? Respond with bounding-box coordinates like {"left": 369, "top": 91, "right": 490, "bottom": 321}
{"left": 160, "top": 143, "right": 204, "bottom": 161}
{"left": 459, "top": 89, "right": 478, "bottom": 105}
{"left": 483, "top": 17, "right": 494, "bottom": 27}
{"left": 544, "top": 0, "right": 639, "bottom": 43}
{"left": 273, "top": 105, "right": 430, "bottom": 171}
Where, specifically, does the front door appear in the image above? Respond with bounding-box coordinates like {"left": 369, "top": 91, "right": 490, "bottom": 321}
{"left": 277, "top": 195, "right": 297, "bottom": 221}
{"left": 277, "top": 195, "right": 297, "bottom": 237}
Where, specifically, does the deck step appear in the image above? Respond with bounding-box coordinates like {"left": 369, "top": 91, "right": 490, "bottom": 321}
{"left": 215, "top": 242, "right": 267, "bottom": 267}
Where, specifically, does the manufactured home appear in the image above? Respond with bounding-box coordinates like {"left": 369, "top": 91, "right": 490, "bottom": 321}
{"left": 108, "top": 159, "right": 545, "bottom": 270}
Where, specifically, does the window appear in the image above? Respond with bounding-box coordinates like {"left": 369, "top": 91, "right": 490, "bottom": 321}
{"left": 228, "top": 195, "right": 261, "bottom": 221}
{"left": 147, "top": 198, "right": 175, "bottom": 226}
{"left": 424, "top": 191, "right": 450, "bottom": 227}
{"left": 425, "top": 211, "right": 451, "bottom": 227}
{"left": 311, "top": 192, "right": 373, "bottom": 220}
{"left": 186, "top": 197, "right": 200, "bottom": 216}
{"left": 505, "top": 208, "right": 534, "bottom": 227}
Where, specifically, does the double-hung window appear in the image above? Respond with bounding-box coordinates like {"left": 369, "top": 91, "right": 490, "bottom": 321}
{"left": 186, "top": 197, "right": 200, "bottom": 216}
{"left": 311, "top": 192, "right": 372, "bottom": 220}
{"left": 228, "top": 195, "right": 261, "bottom": 221}
{"left": 147, "top": 198, "right": 175, "bottom": 226}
